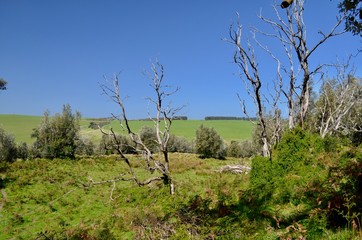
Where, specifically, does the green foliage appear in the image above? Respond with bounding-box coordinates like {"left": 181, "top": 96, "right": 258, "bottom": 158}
{"left": 75, "top": 137, "right": 95, "bottom": 156}
{"left": 167, "top": 135, "right": 193, "bottom": 153}
{"left": 0, "top": 127, "right": 17, "bottom": 163}
{"left": 17, "top": 142, "right": 29, "bottom": 160}
{"left": 139, "top": 126, "right": 159, "bottom": 152}
{"left": 248, "top": 128, "right": 362, "bottom": 238}
{"left": 195, "top": 125, "right": 225, "bottom": 159}
{"left": 338, "top": 0, "right": 362, "bottom": 36}
{"left": 226, "top": 140, "right": 257, "bottom": 158}
{"left": 98, "top": 133, "right": 136, "bottom": 155}
{"left": 31, "top": 104, "right": 81, "bottom": 159}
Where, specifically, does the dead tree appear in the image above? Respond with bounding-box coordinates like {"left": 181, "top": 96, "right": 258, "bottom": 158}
{"left": 257, "top": 0, "right": 346, "bottom": 128}
{"left": 97, "top": 61, "right": 181, "bottom": 195}
{"left": 227, "top": 15, "right": 271, "bottom": 158}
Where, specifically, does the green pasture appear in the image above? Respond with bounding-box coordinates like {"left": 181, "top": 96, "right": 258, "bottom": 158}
{"left": 0, "top": 114, "right": 254, "bottom": 144}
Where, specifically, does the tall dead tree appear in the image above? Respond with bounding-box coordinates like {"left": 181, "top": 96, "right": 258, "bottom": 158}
{"left": 97, "top": 61, "right": 181, "bottom": 195}
{"left": 227, "top": 15, "right": 271, "bottom": 158}
{"left": 226, "top": 0, "right": 347, "bottom": 156}
{"left": 257, "top": 0, "right": 346, "bottom": 128}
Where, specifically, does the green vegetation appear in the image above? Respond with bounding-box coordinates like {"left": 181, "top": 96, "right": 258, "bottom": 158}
{"left": 0, "top": 154, "right": 248, "bottom": 239}
{"left": 31, "top": 105, "right": 81, "bottom": 159}
{"left": 195, "top": 125, "right": 225, "bottom": 159}
{"left": 0, "top": 115, "right": 254, "bottom": 144}
{"left": 1, "top": 137, "right": 361, "bottom": 239}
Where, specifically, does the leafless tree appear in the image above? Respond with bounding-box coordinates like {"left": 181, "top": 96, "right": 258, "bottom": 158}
{"left": 226, "top": 0, "right": 348, "bottom": 156}
{"left": 257, "top": 0, "right": 346, "bottom": 128}
{"left": 95, "top": 61, "right": 181, "bottom": 195}
{"left": 227, "top": 15, "right": 271, "bottom": 157}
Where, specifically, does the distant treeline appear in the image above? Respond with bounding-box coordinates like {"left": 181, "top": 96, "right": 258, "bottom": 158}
{"left": 204, "top": 116, "right": 257, "bottom": 121}
{"left": 138, "top": 116, "right": 188, "bottom": 121}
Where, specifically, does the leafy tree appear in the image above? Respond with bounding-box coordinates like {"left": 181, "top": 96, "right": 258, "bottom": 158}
{"left": 0, "top": 127, "right": 17, "bottom": 163}
{"left": 195, "top": 125, "right": 225, "bottom": 159}
{"left": 338, "top": 0, "right": 362, "bottom": 35}
{"left": 31, "top": 104, "right": 81, "bottom": 159}
{"left": 0, "top": 78, "right": 7, "bottom": 91}
{"left": 314, "top": 72, "right": 362, "bottom": 139}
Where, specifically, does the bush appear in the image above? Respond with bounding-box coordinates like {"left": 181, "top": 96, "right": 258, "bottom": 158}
{"left": 139, "top": 126, "right": 159, "bottom": 153}
{"left": 167, "top": 135, "right": 193, "bottom": 153}
{"left": 226, "top": 141, "right": 242, "bottom": 158}
{"left": 31, "top": 104, "right": 81, "bottom": 159}
{"left": 248, "top": 127, "right": 362, "bottom": 236}
{"left": 17, "top": 142, "right": 29, "bottom": 160}
{"left": 99, "top": 134, "right": 136, "bottom": 155}
{"left": 195, "top": 125, "right": 225, "bottom": 159}
{"left": 76, "top": 137, "right": 95, "bottom": 156}
{"left": 226, "top": 140, "right": 256, "bottom": 158}
{"left": 0, "top": 127, "right": 17, "bottom": 163}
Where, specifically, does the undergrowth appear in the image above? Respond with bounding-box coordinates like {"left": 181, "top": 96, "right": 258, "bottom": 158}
{"left": 1, "top": 134, "right": 361, "bottom": 239}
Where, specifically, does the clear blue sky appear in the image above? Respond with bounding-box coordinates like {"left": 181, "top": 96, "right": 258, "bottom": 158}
{"left": 0, "top": 0, "right": 361, "bottom": 119}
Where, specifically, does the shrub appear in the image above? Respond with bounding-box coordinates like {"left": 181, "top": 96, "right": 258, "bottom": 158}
{"left": 31, "top": 104, "right": 81, "bottom": 159}
{"left": 76, "top": 137, "right": 95, "bottom": 156}
{"left": 0, "top": 127, "right": 17, "bottom": 163}
{"left": 226, "top": 140, "right": 256, "bottom": 158}
{"left": 139, "top": 126, "right": 159, "bottom": 153}
{"left": 17, "top": 142, "right": 29, "bottom": 160}
{"left": 99, "top": 134, "right": 136, "bottom": 155}
{"left": 195, "top": 125, "right": 225, "bottom": 159}
{"left": 226, "top": 141, "right": 242, "bottom": 158}
{"left": 167, "top": 135, "right": 193, "bottom": 153}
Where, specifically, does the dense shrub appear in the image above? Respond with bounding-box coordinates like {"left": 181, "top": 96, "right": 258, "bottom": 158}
{"left": 16, "top": 142, "right": 29, "bottom": 160}
{"left": 99, "top": 134, "right": 136, "bottom": 155}
{"left": 226, "top": 141, "right": 242, "bottom": 158}
{"left": 167, "top": 135, "right": 193, "bottom": 153}
{"left": 248, "top": 128, "right": 362, "bottom": 238}
{"left": 227, "top": 140, "right": 256, "bottom": 158}
{"left": 31, "top": 104, "right": 81, "bottom": 159}
{"left": 0, "top": 127, "right": 17, "bottom": 163}
{"left": 195, "top": 125, "right": 225, "bottom": 159}
{"left": 76, "top": 137, "right": 95, "bottom": 156}
{"left": 139, "top": 126, "right": 159, "bottom": 153}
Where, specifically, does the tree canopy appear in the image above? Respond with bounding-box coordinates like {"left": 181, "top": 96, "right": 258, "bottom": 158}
{"left": 339, "top": 0, "right": 362, "bottom": 35}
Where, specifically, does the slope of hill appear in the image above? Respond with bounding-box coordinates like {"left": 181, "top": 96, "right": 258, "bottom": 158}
{"left": 0, "top": 114, "right": 254, "bottom": 144}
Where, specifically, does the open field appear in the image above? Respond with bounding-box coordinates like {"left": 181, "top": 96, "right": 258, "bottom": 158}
{"left": 0, "top": 114, "right": 254, "bottom": 144}
{"left": 0, "top": 153, "right": 249, "bottom": 239}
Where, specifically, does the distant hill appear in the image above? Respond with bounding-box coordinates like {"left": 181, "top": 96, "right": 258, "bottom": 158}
{"left": 0, "top": 114, "right": 254, "bottom": 144}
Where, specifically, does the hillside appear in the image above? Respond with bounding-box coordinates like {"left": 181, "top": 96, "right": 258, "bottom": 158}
{"left": 0, "top": 114, "right": 254, "bottom": 144}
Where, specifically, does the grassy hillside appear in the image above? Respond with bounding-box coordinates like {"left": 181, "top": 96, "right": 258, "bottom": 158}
{"left": 0, "top": 115, "right": 254, "bottom": 144}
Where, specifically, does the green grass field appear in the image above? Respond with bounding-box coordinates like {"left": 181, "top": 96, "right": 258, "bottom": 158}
{"left": 0, "top": 114, "right": 254, "bottom": 144}
{"left": 0, "top": 154, "right": 248, "bottom": 239}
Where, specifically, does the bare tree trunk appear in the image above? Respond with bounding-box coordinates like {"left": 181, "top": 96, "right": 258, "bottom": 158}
{"left": 227, "top": 17, "right": 271, "bottom": 157}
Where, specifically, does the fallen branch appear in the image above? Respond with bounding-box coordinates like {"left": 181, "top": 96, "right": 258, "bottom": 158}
{"left": 218, "top": 165, "right": 251, "bottom": 174}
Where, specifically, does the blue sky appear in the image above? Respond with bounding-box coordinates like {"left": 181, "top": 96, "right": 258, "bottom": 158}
{"left": 0, "top": 0, "right": 361, "bottom": 119}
